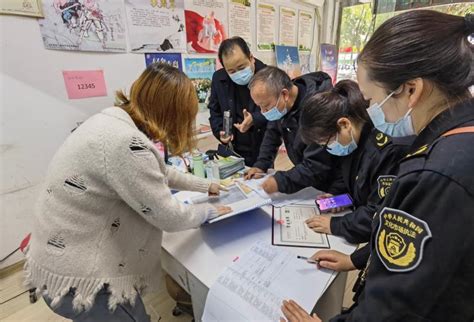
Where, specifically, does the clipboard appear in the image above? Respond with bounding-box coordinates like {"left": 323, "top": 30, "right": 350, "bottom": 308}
{"left": 272, "top": 204, "right": 330, "bottom": 249}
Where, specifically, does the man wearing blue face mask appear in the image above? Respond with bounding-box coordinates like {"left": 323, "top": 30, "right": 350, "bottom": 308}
{"left": 245, "top": 66, "right": 336, "bottom": 195}
{"left": 208, "top": 37, "right": 268, "bottom": 166}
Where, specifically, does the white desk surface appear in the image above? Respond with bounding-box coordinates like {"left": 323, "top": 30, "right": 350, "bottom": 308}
{"left": 162, "top": 191, "right": 357, "bottom": 289}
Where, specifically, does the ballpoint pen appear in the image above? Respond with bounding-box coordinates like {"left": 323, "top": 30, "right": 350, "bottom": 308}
{"left": 297, "top": 255, "right": 320, "bottom": 264}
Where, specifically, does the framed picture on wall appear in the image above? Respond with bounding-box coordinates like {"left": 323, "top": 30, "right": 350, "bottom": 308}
{"left": 0, "top": 0, "right": 43, "bottom": 18}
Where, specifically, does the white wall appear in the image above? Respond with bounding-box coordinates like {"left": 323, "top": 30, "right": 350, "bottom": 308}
{"left": 0, "top": 14, "right": 148, "bottom": 268}
{"left": 0, "top": 0, "right": 327, "bottom": 269}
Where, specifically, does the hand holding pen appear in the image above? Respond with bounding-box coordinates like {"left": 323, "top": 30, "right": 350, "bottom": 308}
{"left": 297, "top": 255, "right": 320, "bottom": 265}
{"left": 299, "top": 250, "right": 356, "bottom": 272}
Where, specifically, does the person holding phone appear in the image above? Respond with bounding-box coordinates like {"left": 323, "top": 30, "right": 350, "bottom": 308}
{"left": 24, "top": 63, "right": 231, "bottom": 322}
{"left": 297, "top": 80, "right": 413, "bottom": 305}
{"left": 301, "top": 80, "right": 413, "bottom": 243}
{"left": 282, "top": 10, "right": 473, "bottom": 321}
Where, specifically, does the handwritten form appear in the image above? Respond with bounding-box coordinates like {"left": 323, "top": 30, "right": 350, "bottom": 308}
{"left": 202, "top": 240, "right": 334, "bottom": 321}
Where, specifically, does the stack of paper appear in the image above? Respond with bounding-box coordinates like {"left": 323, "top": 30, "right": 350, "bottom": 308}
{"left": 217, "top": 156, "right": 245, "bottom": 179}
{"left": 202, "top": 240, "right": 334, "bottom": 321}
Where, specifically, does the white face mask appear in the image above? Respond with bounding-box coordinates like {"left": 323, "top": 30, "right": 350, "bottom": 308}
{"left": 366, "top": 91, "right": 415, "bottom": 137}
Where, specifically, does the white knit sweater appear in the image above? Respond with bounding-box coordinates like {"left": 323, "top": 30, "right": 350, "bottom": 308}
{"left": 24, "top": 107, "right": 217, "bottom": 312}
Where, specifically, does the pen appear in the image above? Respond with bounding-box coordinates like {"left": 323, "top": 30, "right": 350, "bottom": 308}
{"left": 297, "top": 255, "right": 319, "bottom": 264}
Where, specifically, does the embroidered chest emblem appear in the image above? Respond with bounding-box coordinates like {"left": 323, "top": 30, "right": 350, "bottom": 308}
{"left": 376, "top": 207, "right": 432, "bottom": 272}
{"left": 377, "top": 175, "right": 396, "bottom": 199}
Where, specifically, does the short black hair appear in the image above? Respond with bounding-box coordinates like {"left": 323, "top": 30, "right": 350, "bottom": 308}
{"left": 218, "top": 37, "right": 251, "bottom": 67}
{"left": 248, "top": 66, "right": 293, "bottom": 98}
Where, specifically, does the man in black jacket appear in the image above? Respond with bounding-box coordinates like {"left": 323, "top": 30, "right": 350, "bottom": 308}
{"left": 245, "top": 66, "right": 337, "bottom": 194}
{"left": 208, "top": 37, "right": 268, "bottom": 166}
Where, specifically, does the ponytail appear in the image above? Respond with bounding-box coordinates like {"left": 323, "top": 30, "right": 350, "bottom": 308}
{"left": 300, "top": 80, "right": 369, "bottom": 144}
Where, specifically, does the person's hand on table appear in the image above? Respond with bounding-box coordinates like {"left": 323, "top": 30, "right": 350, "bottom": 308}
{"left": 214, "top": 205, "right": 232, "bottom": 216}
{"left": 306, "top": 216, "right": 332, "bottom": 234}
{"left": 219, "top": 131, "right": 233, "bottom": 144}
{"left": 311, "top": 250, "right": 356, "bottom": 272}
{"left": 208, "top": 183, "right": 229, "bottom": 196}
{"left": 260, "top": 176, "right": 279, "bottom": 194}
{"left": 244, "top": 167, "right": 265, "bottom": 180}
{"left": 234, "top": 109, "right": 253, "bottom": 133}
{"left": 280, "top": 300, "right": 322, "bottom": 322}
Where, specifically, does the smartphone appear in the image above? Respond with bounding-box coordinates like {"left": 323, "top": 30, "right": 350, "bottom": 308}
{"left": 316, "top": 194, "right": 353, "bottom": 212}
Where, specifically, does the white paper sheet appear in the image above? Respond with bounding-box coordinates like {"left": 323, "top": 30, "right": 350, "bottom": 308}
{"left": 237, "top": 177, "right": 321, "bottom": 208}
{"left": 273, "top": 204, "right": 330, "bottom": 248}
{"left": 202, "top": 240, "right": 334, "bottom": 322}
{"left": 191, "top": 184, "right": 271, "bottom": 224}
{"left": 125, "top": 0, "right": 186, "bottom": 53}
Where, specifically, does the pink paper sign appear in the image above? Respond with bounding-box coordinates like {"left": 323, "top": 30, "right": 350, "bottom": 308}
{"left": 62, "top": 70, "right": 107, "bottom": 99}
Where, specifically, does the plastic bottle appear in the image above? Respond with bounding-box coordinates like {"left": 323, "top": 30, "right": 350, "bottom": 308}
{"left": 206, "top": 153, "right": 221, "bottom": 182}
{"left": 192, "top": 152, "right": 205, "bottom": 178}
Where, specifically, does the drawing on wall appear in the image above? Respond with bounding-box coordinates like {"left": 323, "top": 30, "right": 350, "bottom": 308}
{"left": 275, "top": 45, "right": 301, "bottom": 79}
{"left": 125, "top": 0, "right": 186, "bottom": 53}
{"left": 144, "top": 53, "right": 183, "bottom": 70}
{"left": 279, "top": 6, "right": 297, "bottom": 46}
{"left": 256, "top": 2, "right": 276, "bottom": 51}
{"left": 184, "top": 58, "right": 216, "bottom": 111}
{"left": 297, "top": 10, "right": 314, "bottom": 52}
{"left": 38, "top": 0, "right": 126, "bottom": 52}
{"left": 184, "top": 0, "right": 227, "bottom": 53}
{"left": 228, "top": 0, "right": 253, "bottom": 47}
{"left": 320, "top": 43, "right": 337, "bottom": 84}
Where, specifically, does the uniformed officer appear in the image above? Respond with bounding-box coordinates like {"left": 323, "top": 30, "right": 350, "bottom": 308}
{"left": 281, "top": 10, "right": 474, "bottom": 322}
{"left": 299, "top": 80, "right": 413, "bottom": 299}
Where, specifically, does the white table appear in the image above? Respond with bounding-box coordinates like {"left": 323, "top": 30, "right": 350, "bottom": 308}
{"left": 161, "top": 194, "right": 357, "bottom": 322}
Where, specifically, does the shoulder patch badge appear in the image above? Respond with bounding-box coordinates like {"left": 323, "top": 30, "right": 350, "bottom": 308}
{"left": 377, "top": 175, "right": 396, "bottom": 199}
{"left": 375, "top": 132, "right": 390, "bottom": 148}
{"left": 404, "top": 144, "right": 429, "bottom": 159}
{"left": 375, "top": 207, "right": 432, "bottom": 273}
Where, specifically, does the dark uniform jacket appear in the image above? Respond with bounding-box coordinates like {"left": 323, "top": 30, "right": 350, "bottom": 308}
{"left": 331, "top": 98, "right": 474, "bottom": 321}
{"left": 208, "top": 59, "right": 267, "bottom": 166}
{"left": 327, "top": 122, "right": 414, "bottom": 269}
{"left": 253, "top": 72, "right": 336, "bottom": 194}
